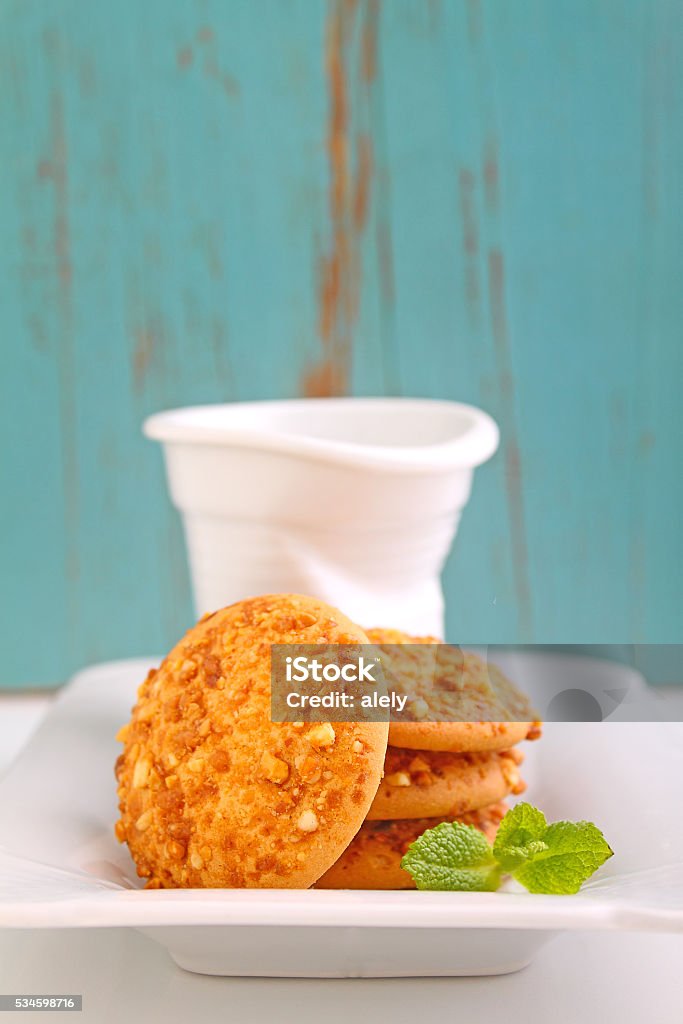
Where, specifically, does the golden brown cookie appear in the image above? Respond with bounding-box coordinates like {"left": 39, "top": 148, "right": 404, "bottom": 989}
{"left": 115, "top": 594, "right": 389, "bottom": 889}
{"left": 316, "top": 803, "right": 508, "bottom": 890}
{"left": 389, "top": 720, "right": 537, "bottom": 752}
{"left": 367, "top": 747, "right": 524, "bottom": 820}
{"left": 366, "top": 628, "right": 542, "bottom": 752}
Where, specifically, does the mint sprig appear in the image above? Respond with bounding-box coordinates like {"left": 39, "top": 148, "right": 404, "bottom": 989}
{"left": 401, "top": 802, "right": 613, "bottom": 895}
{"left": 400, "top": 822, "right": 503, "bottom": 892}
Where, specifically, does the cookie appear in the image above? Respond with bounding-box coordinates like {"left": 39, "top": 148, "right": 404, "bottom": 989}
{"left": 316, "top": 803, "right": 508, "bottom": 890}
{"left": 366, "top": 628, "right": 542, "bottom": 752}
{"left": 115, "top": 594, "right": 389, "bottom": 889}
{"left": 367, "top": 746, "right": 524, "bottom": 820}
{"left": 388, "top": 720, "right": 537, "bottom": 753}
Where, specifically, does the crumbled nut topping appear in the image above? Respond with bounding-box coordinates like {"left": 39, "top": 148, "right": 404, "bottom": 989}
{"left": 296, "top": 810, "right": 319, "bottom": 833}
{"left": 132, "top": 755, "right": 152, "bottom": 789}
{"left": 411, "top": 698, "right": 430, "bottom": 719}
{"left": 307, "top": 723, "right": 336, "bottom": 749}
{"left": 384, "top": 771, "right": 412, "bottom": 788}
{"left": 210, "top": 749, "right": 231, "bottom": 772}
{"left": 260, "top": 751, "right": 290, "bottom": 784}
{"left": 135, "top": 810, "right": 153, "bottom": 831}
{"left": 295, "top": 754, "right": 322, "bottom": 784}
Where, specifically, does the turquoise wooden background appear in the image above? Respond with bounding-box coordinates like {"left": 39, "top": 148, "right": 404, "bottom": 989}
{"left": 1, "top": 0, "right": 681, "bottom": 688}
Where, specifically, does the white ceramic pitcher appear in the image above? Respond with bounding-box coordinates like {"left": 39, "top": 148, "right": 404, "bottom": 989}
{"left": 144, "top": 398, "right": 498, "bottom": 637}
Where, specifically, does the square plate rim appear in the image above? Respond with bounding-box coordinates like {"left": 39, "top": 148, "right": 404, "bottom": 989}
{"left": 0, "top": 657, "right": 682, "bottom": 934}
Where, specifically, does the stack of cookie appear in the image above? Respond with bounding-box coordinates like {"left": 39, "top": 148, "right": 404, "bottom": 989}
{"left": 317, "top": 628, "right": 540, "bottom": 889}
{"left": 114, "top": 595, "right": 540, "bottom": 891}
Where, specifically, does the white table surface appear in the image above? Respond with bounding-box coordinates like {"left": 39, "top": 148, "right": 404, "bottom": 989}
{"left": 1, "top": 693, "right": 683, "bottom": 1024}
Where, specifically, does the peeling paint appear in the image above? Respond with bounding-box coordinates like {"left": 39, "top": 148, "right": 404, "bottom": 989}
{"left": 318, "top": 247, "right": 342, "bottom": 347}
{"left": 487, "top": 248, "right": 532, "bottom": 637}
{"left": 353, "top": 133, "right": 373, "bottom": 232}
{"left": 37, "top": 85, "right": 80, "bottom": 592}
{"left": 482, "top": 141, "right": 499, "bottom": 211}
{"left": 327, "top": 6, "right": 351, "bottom": 222}
{"left": 465, "top": 0, "right": 482, "bottom": 44}
{"left": 177, "top": 46, "right": 193, "bottom": 69}
{"left": 36, "top": 94, "right": 72, "bottom": 297}
{"left": 376, "top": 214, "right": 394, "bottom": 306}
{"left": 457, "top": 167, "right": 480, "bottom": 317}
{"left": 210, "top": 316, "right": 232, "bottom": 387}
{"left": 26, "top": 313, "right": 48, "bottom": 352}
{"left": 37, "top": 97, "right": 72, "bottom": 291}
{"left": 131, "top": 327, "right": 157, "bottom": 389}
{"left": 638, "top": 430, "right": 656, "bottom": 455}
{"left": 193, "top": 222, "right": 223, "bottom": 280}
{"left": 304, "top": 0, "right": 377, "bottom": 398}
{"left": 178, "top": 28, "right": 239, "bottom": 95}
{"left": 361, "top": 0, "right": 379, "bottom": 83}
{"left": 458, "top": 169, "right": 478, "bottom": 255}
{"left": 307, "top": 1, "right": 354, "bottom": 396}
{"left": 203, "top": 55, "right": 240, "bottom": 98}
{"left": 301, "top": 358, "right": 348, "bottom": 399}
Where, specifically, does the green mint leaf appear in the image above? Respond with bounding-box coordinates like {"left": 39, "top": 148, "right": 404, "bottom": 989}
{"left": 493, "top": 803, "right": 550, "bottom": 871}
{"left": 401, "top": 822, "right": 502, "bottom": 892}
{"left": 494, "top": 801, "right": 546, "bottom": 849}
{"left": 512, "top": 820, "right": 614, "bottom": 894}
{"left": 495, "top": 840, "right": 549, "bottom": 871}
{"left": 402, "top": 803, "right": 613, "bottom": 895}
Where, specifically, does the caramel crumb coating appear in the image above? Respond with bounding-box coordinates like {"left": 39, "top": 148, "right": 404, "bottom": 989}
{"left": 115, "top": 595, "right": 389, "bottom": 889}
{"left": 317, "top": 802, "right": 508, "bottom": 890}
{"left": 368, "top": 746, "right": 525, "bottom": 820}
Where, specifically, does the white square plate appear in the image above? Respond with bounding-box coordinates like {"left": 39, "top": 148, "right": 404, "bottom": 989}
{"left": 0, "top": 657, "right": 682, "bottom": 978}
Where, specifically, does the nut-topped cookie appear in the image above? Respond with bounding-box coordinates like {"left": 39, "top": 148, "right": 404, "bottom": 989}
{"left": 316, "top": 803, "right": 508, "bottom": 890}
{"left": 366, "top": 628, "right": 542, "bottom": 752}
{"left": 367, "top": 746, "right": 524, "bottom": 820}
{"left": 115, "top": 594, "right": 389, "bottom": 888}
